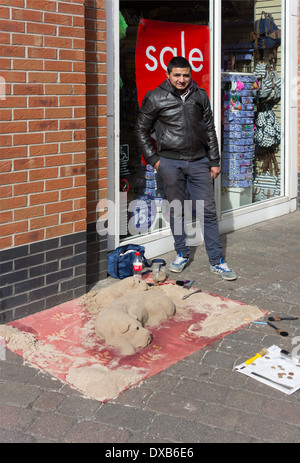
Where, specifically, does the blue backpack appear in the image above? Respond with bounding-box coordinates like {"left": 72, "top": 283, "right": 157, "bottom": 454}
{"left": 250, "top": 12, "right": 281, "bottom": 50}
{"left": 107, "top": 244, "right": 166, "bottom": 279}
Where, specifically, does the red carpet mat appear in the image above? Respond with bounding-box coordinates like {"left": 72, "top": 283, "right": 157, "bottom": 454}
{"left": 0, "top": 282, "right": 266, "bottom": 402}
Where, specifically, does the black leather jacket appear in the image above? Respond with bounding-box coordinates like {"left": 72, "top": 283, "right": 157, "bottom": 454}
{"left": 135, "top": 79, "right": 220, "bottom": 167}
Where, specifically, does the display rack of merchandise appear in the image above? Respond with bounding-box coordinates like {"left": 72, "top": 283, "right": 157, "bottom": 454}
{"left": 222, "top": 72, "right": 257, "bottom": 190}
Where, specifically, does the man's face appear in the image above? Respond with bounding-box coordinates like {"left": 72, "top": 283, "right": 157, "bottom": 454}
{"left": 167, "top": 67, "right": 192, "bottom": 94}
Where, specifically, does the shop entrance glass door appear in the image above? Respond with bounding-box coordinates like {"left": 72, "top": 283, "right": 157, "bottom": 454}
{"left": 220, "top": 0, "right": 284, "bottom": 212}
{"left": 119, "top": 0, "right": 209, "bottom": 242}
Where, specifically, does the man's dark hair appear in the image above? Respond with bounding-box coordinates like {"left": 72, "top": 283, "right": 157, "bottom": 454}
{"left": 167, "top": 56, "right": 192, "bottom": 74}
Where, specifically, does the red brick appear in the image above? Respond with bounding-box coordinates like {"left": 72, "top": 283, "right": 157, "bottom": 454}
{"left": 14, "top": 181, "right": 44, "bottom": 196}
{"left": 0, "top": 185, "right": 12, "bottom": 198}
{"left": 0, "top": 109, "right": 11, "bottom": 121}
{"left": 0, "top": 6, "right": 10, "bottom": 19}
{"left": 28, "top": 72, "right": 58, "bottom": 83}
{"left": 44, "top": 36, "right": 72, "bottom": 49}
{"left": 28, "top": 96, "right": 58, "bottom": 107}
{"left": 13, "top": 132, "right": 43, "bottom": 145}
{"left": 15, "top": 229, "right": 44, "bottom": 246}
{"left": 59, "top": 96, "right": 86, "bottom": 107}
{"left": 45, "top": 84, "right": 73, "bottom": 95}
{"left": 12, "top": 33, "right": 43, "bottom": 47}
{"left": 45, "top": 177, "right": 73, "bottom": 191}
{"left": 0, "top": 160, "right": 11, "bottom": 172}
{"left": 0, "top": 196, "right": 27, "bottom": 212}
{"left": 29, "top": 191, "right": 59, "bottom": 206}
{"left": 27, "top": 22, "right": 56, "bottom": 35}
{"left": 13, "top": 59, "right": 44, "bottom": 70}
{"left": 0, "top": 19, "right": 25, "bottom": 33}
{"left": 30, "top": 215, "right": 59, "bottom": 230}
{"left": 28, "top": 47, "right": 57, "bottom": 59}
{"left": 45, "top": 154, "right": 72, "bottom": 167}
{"left": 1, "top": 72, "right": 25, "bottom": 87}
{"left": 58, "top": 25, "right": 85, "bottom": 38}
{"left": 58, "top": 1, "right": 84, "bottom": 15}
{"left": 13, "top": 83, "right": 44, "bottom": 95}
{"left": 61, "top": 209, "right": 86, "bottom": 223}
{"left": 0, "top": 236, "right": 12, "bottom": 249}
{"left": 60, "top": 72, "right": 85, "bottom": 84}
{"left": 0, "top": 171, "right": 27, "bottom": 185}
{"left": 59, "top": 119, "right": 85, "bottom": 130}
{"left": 45, "top": 200, "right": 73, "bottom": 215}
{"left": 73, "top": 152, "right": 86, "bottom": 164}
{"left": 73, "top": 38, "right": 85, "bottom": 50}
{"left": 45, "top": 223, "right": 73, "bottom": 239}
{"left": 74, "top": 175, "right": 85, "bottom": 187}
{"left": 14, "top": 108, "right": 44, "bottom": 120}
{"left": 73, "top": 16, "right": 85, "bottom": 28}
{"left": 0, "top": 220, "right": 28, "bottom": 236}
{"left": 60, "top": 165, "right": 86, "bottom": 177}
{"left": 1, "top": 96, "right": 27, "bottom": 107}
{"left": 29, "top": 167, "right": 58, "bottom": 182}
{"left": 74, "top": 220, "right": 86, "bottom": 232}
{"left": 0, "top": 211, "right": 12, "bottom": 224}
{"left": 14, "top": 205, "right": 44, "bottom": 221}
{"left": 44, "top": 12, "right": 72, "bottom": 25}
{"left": 29, "top": 119, "right": 58, "bottom": 132}
{"left": 0, "top": 121, "right": 27, "bottom": 133}
{"left": 73, "top": 61, "right": 85, "bottom": 73}
{"left": 59, "top": 49, "right": 85, "bottom": 61}
{"left": 45, "top": 107, "right": 72, "bottom": 118}
{"left": 12, "top": 8, "right": 43, "bottom": 22}
{"left": 30, "top": 144, "right": 58, "bottom": 156}
{"left": 60, "top": 186, "right": 86, "bottom": 200}
{"left": 60, "top": 141, "right": 86, "bottom": 153}
{"left": 13, "top": 157, "right": 44, "bottom": 171}
{"left": 44, "top": 131, "right": 72, "bottom": 143}
{"left": 0, "top": 146, "right": 27, "bottom": 159}
{"left": 44, "top": 60, "right": 72, "bottom": 72}
{"left": 0, "top": 45, "right": 25, "bottom": 57}
{"left": 74, "top": 130, "right": 86, "bottom": 140}
{"left": 26, "top": 0, "right": 56, "bottom": 10}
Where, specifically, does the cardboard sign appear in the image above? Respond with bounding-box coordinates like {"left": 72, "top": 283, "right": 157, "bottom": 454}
{"left": 135, "top": 19, "right": 210, "bottom": 107}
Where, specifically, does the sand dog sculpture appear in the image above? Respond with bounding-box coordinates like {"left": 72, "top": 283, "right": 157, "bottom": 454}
{"left": 95, "top": 290, "right": 176, "bottom": 355}
{"left": 80, "top": 276, "right": 149, "bottom": 315}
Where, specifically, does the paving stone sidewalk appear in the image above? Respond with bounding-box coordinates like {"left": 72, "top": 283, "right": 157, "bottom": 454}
{"left": 1, "top": 211, "right": 300, "bottom": 444}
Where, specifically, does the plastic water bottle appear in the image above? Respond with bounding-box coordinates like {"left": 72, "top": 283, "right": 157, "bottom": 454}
{"left": 133, "top": 251, "right": 143, "bottom": 277}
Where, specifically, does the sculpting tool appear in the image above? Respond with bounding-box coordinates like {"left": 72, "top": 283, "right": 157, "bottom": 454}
{"left": 183, "top": 280, "right": 194, "bottom": 290}
{"left": 280, "top": 349, "right": 300, "bottom": 364}
{"left": 267, "top": 321, "right": 289, "bottom": 337}
{"left": 252, "top": 321, "right": 268, "bottom": 325}
{"left": 182, "top": 289, "right": 202, "bottom": 300}
{"left": 251, "top": 371, "right": 294, "bottom": 390}
{"left": 268, "top": 316, "right": 298, "bottom": 322}
{"left": 245, "top": 348, "right": 269, "bottom": 365}
{"left": 176, "top": 280, "right": 190, "bottom": 286}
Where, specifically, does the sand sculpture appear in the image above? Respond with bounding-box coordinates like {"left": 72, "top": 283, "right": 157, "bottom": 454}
{"left": 95, "top": 289, "right": 176, "bottom": 355}
{"left": 80, "top": 276, "right": 149, "bottom": 315}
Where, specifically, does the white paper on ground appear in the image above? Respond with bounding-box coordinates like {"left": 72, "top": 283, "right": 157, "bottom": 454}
{"left": 235, "top": 345, "right": 300, "bottom": 395}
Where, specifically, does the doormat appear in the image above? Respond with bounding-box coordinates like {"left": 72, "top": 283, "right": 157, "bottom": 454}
{"left": 0, "top": 282, "right": 266, "bottom": 402}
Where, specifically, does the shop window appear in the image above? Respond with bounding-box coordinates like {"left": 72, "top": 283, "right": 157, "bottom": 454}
{"left": 119, "top": 0, "right": 209, "bottom": 241}
{"left": 221, "top": 0, "right": 284, "bottom": 212}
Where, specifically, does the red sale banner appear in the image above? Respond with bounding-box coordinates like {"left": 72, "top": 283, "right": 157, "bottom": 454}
{"left": 135, "top": 19, "right": 210, "bottom": 108}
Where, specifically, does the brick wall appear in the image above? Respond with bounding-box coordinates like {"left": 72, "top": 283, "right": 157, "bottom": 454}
{"left": 0, "top": 0, "right": 108, "bottom": 322}
{"left": 85, "top": 0, "right": 108, "bottom": 285}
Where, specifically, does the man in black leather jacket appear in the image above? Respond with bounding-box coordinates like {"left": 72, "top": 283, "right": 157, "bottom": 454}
{"left": 135, "top": 56, "right": 236, "bottom": 280}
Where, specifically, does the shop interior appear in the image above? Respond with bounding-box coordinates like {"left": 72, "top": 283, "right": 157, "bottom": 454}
{"left": 118, "top": 0, "right": 283, "bottom": 239}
